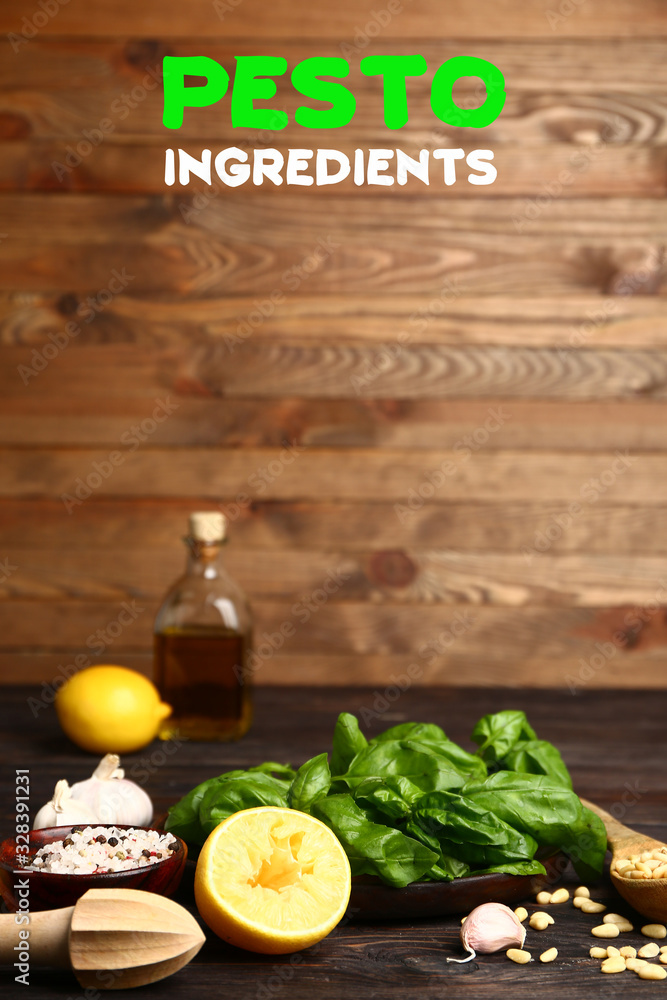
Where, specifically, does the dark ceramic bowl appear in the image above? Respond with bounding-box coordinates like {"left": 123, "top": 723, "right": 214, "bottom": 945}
{"left": 0, "top": 825, "right": 187, "bottom": 912}
{"left": 349, "top": 848, "right": 564, "bottom": 919}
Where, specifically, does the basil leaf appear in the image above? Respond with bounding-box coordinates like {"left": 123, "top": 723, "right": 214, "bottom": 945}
{"left": 330, "top": 712, "right": 368, "bottom": 777}
{"left": 470, "top": 860, "right": 546, "bottom": 877}
{"left": 471, "top": 710, "right": 537, "bottom": 763}
{"left": 288, "top": 753, "right": 331, "bottom": 813}
{"left": 336, "top": 741, "right": 470, "bottom": 796}
{"left": 164, "top": 774, "right": 226, "bottom": 844}
{"left": 313, "top": 793, "right": 438, "bottom": 887}
{"left": 463, "top": 771, "right": 607, "bottom": 879}
{"left": 501, "top": 739, "right": 572, "bottom": 789}
{"left": 412, "top": 791, "right": 539, "bottom": 868}
{"left": 198, "top": 772, "right": 292, "bottom": 839}
{"left": 371, "top": 721, "right": 449, "bottom": 744}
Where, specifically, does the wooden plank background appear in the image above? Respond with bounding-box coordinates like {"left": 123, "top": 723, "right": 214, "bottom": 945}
{"left": 1, "top": 0, "right": 667, "bottom": 688}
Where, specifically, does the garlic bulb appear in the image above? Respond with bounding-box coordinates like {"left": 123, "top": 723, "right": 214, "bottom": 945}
{"left": 447, "top": 902, "right": 526, "bottom": 963}
{"left": 70, "top": 753, "right": 153, "bottom": 826}
{"left": 33, "top": 779, "right": 100, "bottom": 830}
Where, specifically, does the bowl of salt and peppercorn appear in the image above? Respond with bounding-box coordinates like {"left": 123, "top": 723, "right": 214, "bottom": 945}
{"left": 0, "top": 824, "right": 187, "bottom": 911}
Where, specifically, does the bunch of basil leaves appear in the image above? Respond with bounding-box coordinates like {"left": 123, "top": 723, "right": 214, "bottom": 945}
{"left": 165, "top": 710, "right": 606, "bottom": 888}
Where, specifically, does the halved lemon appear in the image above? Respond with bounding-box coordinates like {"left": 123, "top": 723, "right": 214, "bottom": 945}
{"left": 194, "top": 806, "right": 351, "bottom": 954}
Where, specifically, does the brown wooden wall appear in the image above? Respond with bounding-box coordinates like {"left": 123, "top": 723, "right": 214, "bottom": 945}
{"left": 2, "top": 0, "right": 667, "bottom": 689}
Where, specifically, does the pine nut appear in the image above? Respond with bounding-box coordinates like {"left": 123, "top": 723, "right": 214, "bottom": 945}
{"left": 573, "top": 896, "right": 585, "bottom": 909}
{"left": 637, "top": 862, "right": 654, "bottom": 876}
{"left": 638, "top": 965, "right": 667, "bottom": 981}
{"left": 514, "top": 906, "right": 528, "bottom": 922}
{"left": 638, "top": 942, "right": 661, "bottom": 958}
{"left": 603, "top": 914, "right": 634, "bottom": 932}
{"left": 653, "top": 865, "right": 667, "bottom": 878}
{"left": 619, "top": 946, "right": 637, "bottom": 958}
{"left": 592, "top": 924, "right": 620, "bottom": 938}
{"left": 612, "top": 858, "right": 631, "bottom": 871}
{"left": 642, "top": 923, "right": 667, "bottom": 939}
{"left": 626, "top": 958, "right": 648, "bottom": 972}
{"left": 550, "top": 888, "right": 569, "bottom": 904}
{"left": 530, "top": 914, "right": 550, "bottom": 931}
{"left": 601, "top": 957, "right": 626, "bottom": 973}
{"left": 540, "top": 947, "right": 557, "bottom": 963}
{"left": 590, "top": 947, "right": 608, "bottom": 958}
{"left": 627, "top": 870, "right": 648, "bottom": 879}
{"left": 612, "top": 847, "right": 667, "bottom": 879}
{"left": 580, "top": 899, "right": 606, "bottom": 914}
{"left": 535, "top": 891, "right": 551, "bottom": 905}
{"left": 660, "top": 953, "right": 667, "bottom": 964}
{"left": 507, "top": 948, "right": 532, "bottom": 964}
{"left": 574, "top": 885, "right": 590, "bottom": 898}
{"left": 606, "top": 946, "right": 621, "bottom": 957}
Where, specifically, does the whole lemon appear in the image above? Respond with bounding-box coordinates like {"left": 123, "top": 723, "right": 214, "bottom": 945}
{"left": 55, "top": 665, "right": 172, "bottom": 754}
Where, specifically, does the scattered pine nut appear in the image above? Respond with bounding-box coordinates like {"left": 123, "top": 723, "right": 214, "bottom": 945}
{"left": 573, "top": 896, "right": 585, "bottom": 909}
{"left": 641, "top": 923, "right": 667, "bottom": 939}
{"left": 626, "top": 957, "right": 648, "bottom": 972}
{"left": 619, "top": 946, "right": 637, "bottom": 958}
{"left": 660, "top": 953, "right": 667, "bottom": 965}
{"left": 590, "top": 946, "right": 608, "bottom": 958}
{"left": 540, "top": 947, "right": 557, "bottom": 963}
{"left": 550, "top": 888, "right": 569, "bottom": 904}
{"left": 580, "top": 899, "right": 606, "bottom": 914}
{"left": 601, "top": 957, "right": 626, "bottom": 973}
{"left": 514, "top": 906, "right": 528, "bottom": 922}
{"left": 603, "top": 914, "right": 634, "bottom": 932}
{"left": 606, "top": 946, "right": 621, "bottom": 957}
{"left": 638, "top": 965, "right": 667, "bottom": 981}
{"left": 535, "top": 891, "right": 551, "bottom": 905}
{"left": 574, "top": 885, "right": 590, "bottom": 898}
{"left": 638, "top": 942, "right": 661, "bottom": 958}
{"left": 592, "top": 924, "right": 619, "bottom": 938}
{"left": 530, "top": 914, "right": 551, "bottom": 931}
{"left": 507, "top": 948, "right": 532, "bottom": 964}
{"left": 661, "top": 945, "right": 667, "bottom": 953}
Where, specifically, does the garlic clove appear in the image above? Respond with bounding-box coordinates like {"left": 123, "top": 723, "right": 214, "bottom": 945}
{"left": 33, "top": 779, "right": 100, "bottom": 830}
{"left": 70, "top": 754, "right": 153, "bottom": 827}
{"left": 448, "top": 902, "right": 527, "bottom": 963}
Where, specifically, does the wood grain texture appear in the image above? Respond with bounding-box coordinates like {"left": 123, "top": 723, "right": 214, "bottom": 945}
{"left": 1, "top": 398, "right": 666, "bottom": 449}
{"left": 0, "top": 0, "right": 665, "bottom": 38}
{"left": 1, "top": 194, "right": 665, "bottom": 298}
{"left": 2, "top": 498, "right": 667, "bottom": 554}
{"left": 0, "top": 447, "right": 651, "bottom": 501}
{"left": 4, "top": 341, "right": 667, "bottom": 400}
{"left": 5, "top": 295, "right": 667, "bottom": 349}
{"left": 4, "top": 547, "right": 667, "bottom": 607}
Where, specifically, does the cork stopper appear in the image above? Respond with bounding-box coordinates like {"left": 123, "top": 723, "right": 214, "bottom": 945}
{"left": 189, "top": 511, "right": 226, "bottom": 542}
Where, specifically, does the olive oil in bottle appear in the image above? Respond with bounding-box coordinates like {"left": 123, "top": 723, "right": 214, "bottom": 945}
{"left": 153, "top": 511, "right": 253, "bottom": 741}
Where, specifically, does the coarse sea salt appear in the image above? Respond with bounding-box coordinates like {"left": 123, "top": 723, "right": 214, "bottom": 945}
{"left": 22, "top": 825, "right": 179, "bottom": 875}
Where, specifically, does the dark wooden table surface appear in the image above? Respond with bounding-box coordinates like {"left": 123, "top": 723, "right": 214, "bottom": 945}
{"left": 2, "top": 685, "right": 667, "bottom": 1000}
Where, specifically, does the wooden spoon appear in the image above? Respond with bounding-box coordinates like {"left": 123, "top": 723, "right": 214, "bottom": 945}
{"left": 0, "top": 888, "right": 205, "bottom": 989}
{"left": 582, "top": 798, "right": 667, "bottom": 923}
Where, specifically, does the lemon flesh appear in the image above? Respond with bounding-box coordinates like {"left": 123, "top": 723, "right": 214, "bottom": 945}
{"left": 195, "top": 806, "right": 351, "bottom": 954}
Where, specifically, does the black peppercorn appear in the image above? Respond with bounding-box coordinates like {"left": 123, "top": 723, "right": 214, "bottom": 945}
{"left": 95, "top": 835, "right": 107, "bottom": 844}
{"left": 141, "top": 849, "right": 151, "bottom": 858}
{"left": 107, "top": 837, "right": 119, "bottom": 847}
{"left": 63, "top": 838, "right": 74, "bottom": 847}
